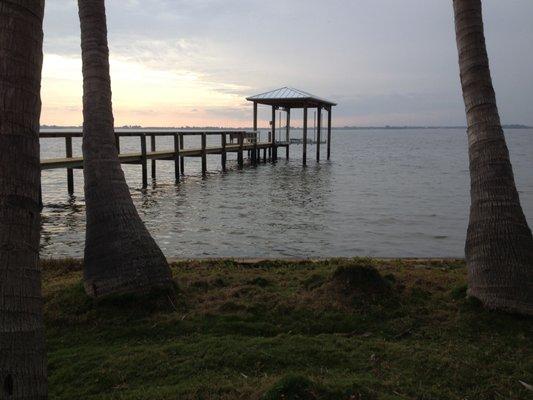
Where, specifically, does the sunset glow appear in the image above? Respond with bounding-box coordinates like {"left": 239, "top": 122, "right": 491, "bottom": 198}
{"left": 41, "top": 53, "right": 251, "bottom": 127}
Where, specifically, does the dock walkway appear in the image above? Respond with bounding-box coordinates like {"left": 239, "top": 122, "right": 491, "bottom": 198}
{"left": 40, "top": 130, "right": 288, "bottom": 194}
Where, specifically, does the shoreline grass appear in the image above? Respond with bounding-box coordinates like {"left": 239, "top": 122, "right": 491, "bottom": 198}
{"left": 42, "top": 258, "right": 532, "bottom": 399}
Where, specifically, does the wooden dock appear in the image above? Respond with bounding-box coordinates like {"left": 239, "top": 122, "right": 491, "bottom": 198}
{"left": 40, "top": 130, "right": 289, "bottom": 194}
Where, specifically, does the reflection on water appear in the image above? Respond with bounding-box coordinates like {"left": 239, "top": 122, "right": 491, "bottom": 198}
{"left": 40, "top": 129, "right": 533, "bottom": 258}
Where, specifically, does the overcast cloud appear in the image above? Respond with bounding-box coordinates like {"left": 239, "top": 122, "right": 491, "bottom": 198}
{"left": 41, "top": 0, "right": 533, "bottom": 127}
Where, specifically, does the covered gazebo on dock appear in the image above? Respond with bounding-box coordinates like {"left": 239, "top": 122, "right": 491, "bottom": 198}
{"left": 246, "top": 87, "right": 337, "bottom": 165}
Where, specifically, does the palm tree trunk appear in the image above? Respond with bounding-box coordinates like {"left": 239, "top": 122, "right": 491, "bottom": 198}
{"left": 453, "top": 0, "right": 533, "bottom": 315}
{"left": 0, "top": 0, "right": 48, "bottom": 397}
{"left": 78, "top": 0, "right": 172, "bottom": 297}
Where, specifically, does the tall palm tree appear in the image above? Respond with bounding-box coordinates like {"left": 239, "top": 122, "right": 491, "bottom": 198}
{"left": 453, "top": 0, "right": 533, "bottom": 315}
{"left": 78, "top": 0, "right": 172, "bottom": 297}
{"left": 0, "top": 0, "right": 48, "bottom": 397}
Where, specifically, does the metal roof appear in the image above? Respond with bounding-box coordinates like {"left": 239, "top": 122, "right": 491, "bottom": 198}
{"left": 246, "top": 87, "right": 337, "bottom": 108}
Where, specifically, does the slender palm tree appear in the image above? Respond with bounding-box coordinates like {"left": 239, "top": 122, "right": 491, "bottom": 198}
{"left": 78, "top": 0, "right": 172, "bottom": 297}
{"left": 453, "top": 0, "right": 533, "bottom": 315}
{"left": 0, "top": 0, "right": 48, "bottom": 397}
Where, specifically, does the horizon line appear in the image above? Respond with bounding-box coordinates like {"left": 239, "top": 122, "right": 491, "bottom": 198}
{"left": 40, "top": 124, "right": 532, "bottom": 130}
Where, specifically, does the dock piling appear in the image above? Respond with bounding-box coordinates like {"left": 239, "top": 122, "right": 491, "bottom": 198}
{"left": 151, "top": 134, "right": 156, "bottom": 179}
{"left": 271, "top": 106, "right": 277, "bottom": 161}
{"left": 316, "top": 107, "right": 321, "bottom": 162}
{"left": 173, "top": 133, "right": 180, "bottom": 182}
{"left": 253, "top": 131, "right": 258, "bottom": 165}
{"left": 286, "top": 109, "right": 290, "bottom": 159}
{"left": 201, "top": 132, "right": 207, "bottom": 176}
{"left": 179, "top": 133, "right": 184, "bottom": 175}
{"left": 327, "top": 107, "right": 332, "bottom": 160}
{"left": 268, "top": 132, "right": 272, "bottom": 159}
{"left": 303, "top": 107, "right": 308, "bottom": 166}
{"left": 140, "top": 134, "right": 148, "bottom": 188}
{"left": 238, "top": 132, "right": 244, "bottom": 168}
{"left": 221, "top": 133, "right": 227, "bottom": 172}
{"left": 65, "top": 136, "right": 74, "bottom": 195}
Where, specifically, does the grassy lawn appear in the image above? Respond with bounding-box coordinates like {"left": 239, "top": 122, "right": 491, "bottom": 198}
{"left": 42, "top": 258, "right": 532, "bottom": 399}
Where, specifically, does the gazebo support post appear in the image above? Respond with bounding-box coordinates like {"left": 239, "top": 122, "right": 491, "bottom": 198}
{"left": 286, "top": 108, "right": 290, "bottom": 159}
{"left": 303, "top": 107, "right": 308, "bottom": 166}
{"left": 327, "top": 107, "right": 332, "bottom": 160}
{"left": 272, "top": 106, "right": 277, "bottom": 161}
{"left": 316, "top": 106, "right": 321, "bottom": 162}
{"left": 252, "top": 101, "right": 257, "bottom": 165}
{"left": 253, "top": 101, "right": 258, "bottom": 165}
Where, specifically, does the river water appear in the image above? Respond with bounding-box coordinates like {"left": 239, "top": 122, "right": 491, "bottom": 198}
{"left": 39, "top": 128, "right": 533, "bottom": 259}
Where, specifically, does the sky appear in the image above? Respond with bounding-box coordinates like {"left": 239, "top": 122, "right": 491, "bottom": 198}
{"left": 41, "top": 0, "right": 533, "bottom": 128}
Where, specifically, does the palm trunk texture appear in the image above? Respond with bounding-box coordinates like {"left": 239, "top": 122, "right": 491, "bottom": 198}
{"left": 78, "top": 0, "right": 172, "bottom": 298}
{"left": 453, "top": 0, "right": 533, "bottom": 315}
{"left": 0, "top": 0, "right": 48, "bottom": 397}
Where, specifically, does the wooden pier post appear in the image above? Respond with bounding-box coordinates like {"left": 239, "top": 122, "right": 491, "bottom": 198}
{"left": 286, "top": 109, "right": 290, "bottom": 159}
{"left": 263, "top": 147, "right": 267, "bottom": 162}
{"left": 173, "top": 133, "right": 180, "bottom": 182}
{"left": 268, "top": 131, "right": 272, "bottom": 159}
{"left": 253, "top": 102, "right": 258, "bottom": 165}
{"left": 303, "top": 107, "right": 308, "bottom": 166}
{"left": 140, "top": 134, "right": 148, "bottom": 188}
{"left": 150, "top": 134, "right": 156, "bottom": 180}
{"left": 179, "top": 133, "right": 184, "bottom": 175}
{"left": 316, "top": 107, "right": 322, "bottom": 162}
{"left": 65, "top": 136, "right": 74, "bottom": 195}
{"left": 272, "top": 106, "right": 277, "bottom": 161}
{"left": 253, "top": 101, "right": 258, "bottom": 130}
{"left": 221, "top": 132, "right": 227, "bottom": 172}
{"left": 201, "top": 132, "right": 207, "bottom": 176}
{"left": 327, "top": 107, "right": 332, "bottom": 160}
{"left": 238, "top": 132, "right": 244, "bottom": 168}
{"left": 252, "top": 131, "right": 259, "bottom": 165}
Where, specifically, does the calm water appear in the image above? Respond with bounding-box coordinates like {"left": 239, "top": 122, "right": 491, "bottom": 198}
{"left": 40, "top": 128, "right": 533, "bottom": 258}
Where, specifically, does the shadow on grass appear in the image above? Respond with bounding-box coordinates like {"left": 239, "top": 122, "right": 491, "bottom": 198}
{"left": 46, "top": 281, "right": 182, "bottom": 324}
{"left": 263, "top": 374, "right": 377, "bottom": 400}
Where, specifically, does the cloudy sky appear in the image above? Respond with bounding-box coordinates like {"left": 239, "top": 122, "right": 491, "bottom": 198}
{"left": 41, "top": 0, "right": 533, "bottom": 127}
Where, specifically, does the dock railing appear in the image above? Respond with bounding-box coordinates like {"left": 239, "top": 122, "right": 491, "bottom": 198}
{"left": 40, "top": 130, "right": 288, "bottom": 193}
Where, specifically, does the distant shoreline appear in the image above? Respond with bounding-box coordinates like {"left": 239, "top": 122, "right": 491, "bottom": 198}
{"left": 41, "top": 124, "right": 532, "bottom": 131}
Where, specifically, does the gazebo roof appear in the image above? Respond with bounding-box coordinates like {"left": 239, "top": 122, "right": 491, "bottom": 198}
{"left": 246, "top": 87, "right": 337, "bottom": 108}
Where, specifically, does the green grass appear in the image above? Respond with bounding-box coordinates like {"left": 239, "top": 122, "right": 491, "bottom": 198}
{"left": 41, "top": 258, "right": 533, "bottom": 399}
